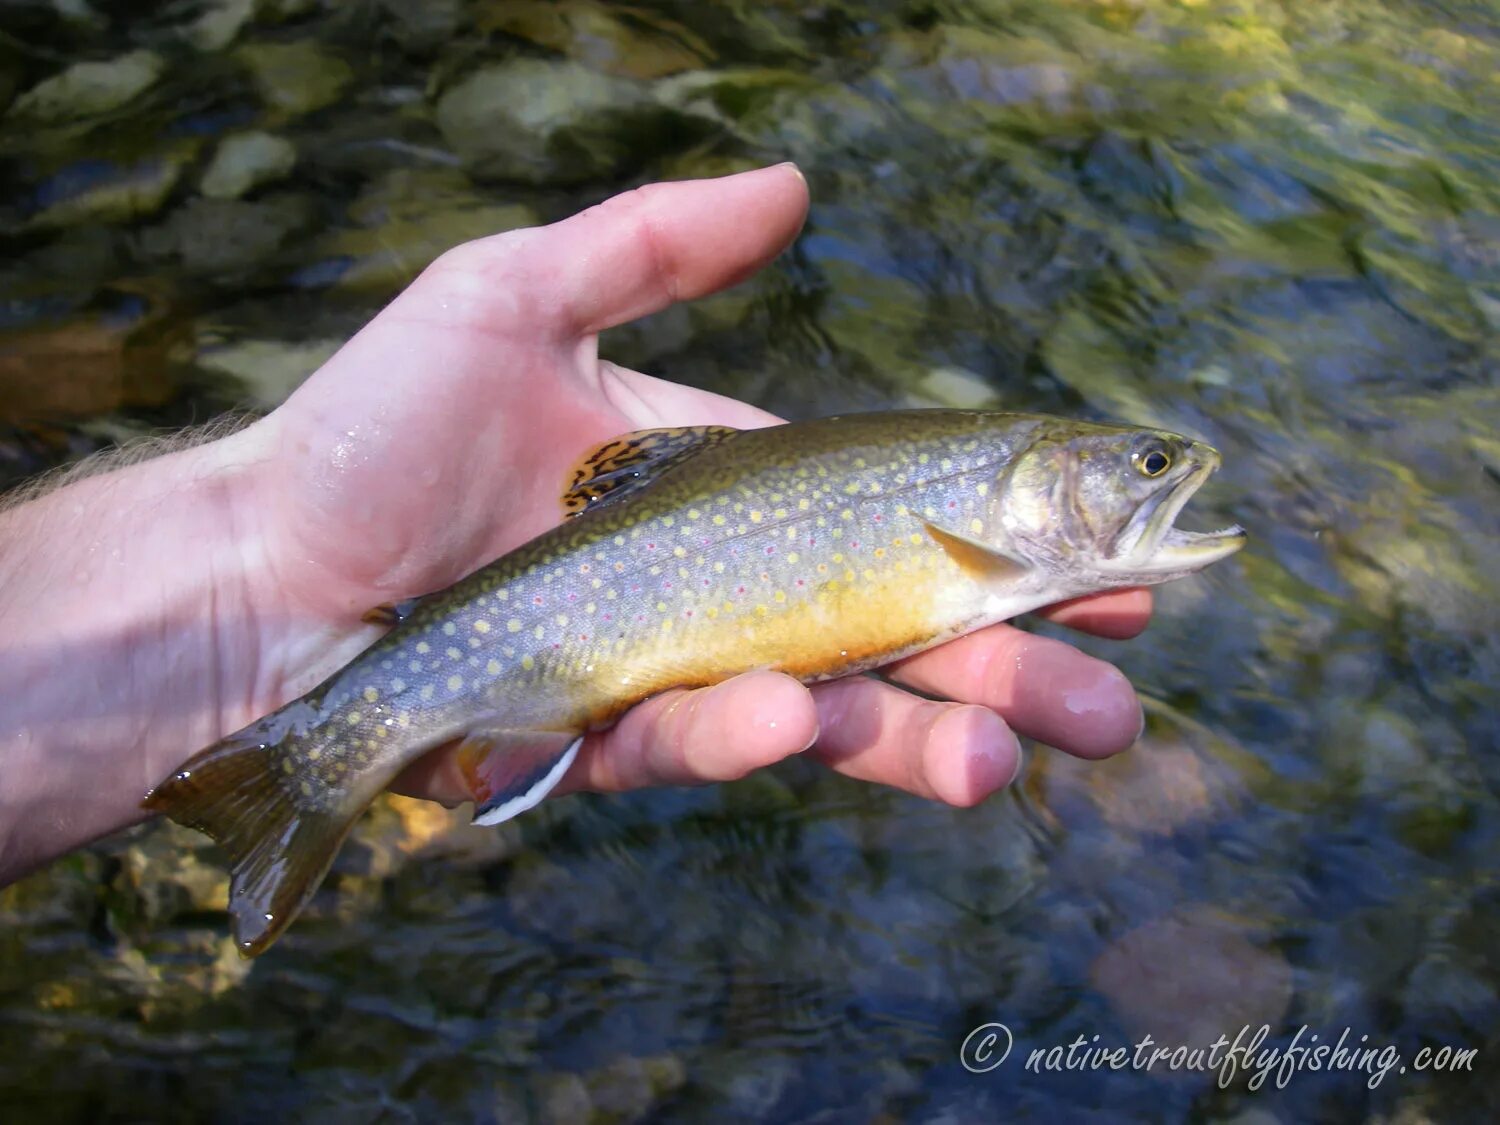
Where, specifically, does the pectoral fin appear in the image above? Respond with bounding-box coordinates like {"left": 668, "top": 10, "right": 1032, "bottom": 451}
{"left": 562, "top": 425, "right": 739, "bottom": 518}
{"left": 456, "top": 729, "right": 583, "bottom": 826}
{"left": 361, "top": 597, "right": 421, "bottom": 627}
{"left": 923, "top": 521, "right": 1030, "bottom": 583}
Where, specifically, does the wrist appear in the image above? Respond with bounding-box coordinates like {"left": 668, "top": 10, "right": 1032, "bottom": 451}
{"left": 0, "top": 422, "right": 276, "bottom": 880}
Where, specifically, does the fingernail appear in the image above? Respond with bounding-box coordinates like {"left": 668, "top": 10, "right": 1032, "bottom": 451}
{"left": 798, "top": 725, "right": 820, "bottom": 754}
{"left": 1005, "top": 741, "right": 1026, "bottom": 788}
{"left": 775, "top": 160, "right": 805, "bottom": 183}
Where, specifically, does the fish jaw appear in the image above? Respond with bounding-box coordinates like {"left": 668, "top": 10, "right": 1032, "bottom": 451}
{"left": 1104, "top": 448, "right": 1246, "bottom": 580}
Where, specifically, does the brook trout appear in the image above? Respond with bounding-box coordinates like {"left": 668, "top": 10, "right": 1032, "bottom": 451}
{"left": 145, "top": 410, "right": 1245, "bottom": 954}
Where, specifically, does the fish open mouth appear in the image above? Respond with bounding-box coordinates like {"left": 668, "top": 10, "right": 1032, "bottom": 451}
{"left": 1122, "top": 454, "right": 1246, "bottom": 574}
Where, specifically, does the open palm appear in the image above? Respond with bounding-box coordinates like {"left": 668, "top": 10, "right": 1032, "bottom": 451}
{"left": 240, "top": 165, "right": 1150, "bottom": 810}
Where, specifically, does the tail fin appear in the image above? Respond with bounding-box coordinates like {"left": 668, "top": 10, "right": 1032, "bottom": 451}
{"left": 143, "top": 726, "right": 363, "bottom": 957}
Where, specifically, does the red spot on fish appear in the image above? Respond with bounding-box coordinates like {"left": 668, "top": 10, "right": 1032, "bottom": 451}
{"left": 765, "top": 546, "right": 776, "bottom": 556}
{"left": 736, "top": 586, "right": 746, "bottom": 594}
{"left": 579, "top": 633, "right": 589, "bottom": 641}
{"left": 568, "top": 592, "right": 578, "bottom": 602}
{"left": 646, "top": 542, "right": 656, "bottom": 550}
{"left": 663, "top": 581, "right": 672, "bottom": 590}
{"left": 947, "top": 500, "right": 957, "bottom": 509}
{"left": 684, "top": 610, "right": 694, "bottom": 618}
{"left": 796, "top": 579, "right": 805, "bottom": 587}
{"left": 873, "top": 513, "right": 883, "bottom": 523}
{"left": 534, "top": 595, "right": 544, "bottom": 605}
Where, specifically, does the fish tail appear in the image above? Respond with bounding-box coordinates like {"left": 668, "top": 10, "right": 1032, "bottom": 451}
{"left": 142, "top": 719, "right": 367, "bottom": 958}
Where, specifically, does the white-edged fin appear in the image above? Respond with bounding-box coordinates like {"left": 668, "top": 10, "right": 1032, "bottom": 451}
{"left": 458, "top": 730, "right": 583, "bottom": 827}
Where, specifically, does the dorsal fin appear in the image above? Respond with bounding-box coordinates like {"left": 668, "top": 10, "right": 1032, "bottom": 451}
{"left": 562, "top": 425, "right": 739, "bottom": 518}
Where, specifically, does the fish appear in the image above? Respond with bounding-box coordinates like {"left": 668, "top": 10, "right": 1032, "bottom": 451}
{"left": 143, "top": 410, "right": 1245, "bottom": 955}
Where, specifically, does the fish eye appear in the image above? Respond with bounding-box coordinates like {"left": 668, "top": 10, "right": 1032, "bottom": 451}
{"left": 1134, "top": 448, "right": 1172, "bottom": 478}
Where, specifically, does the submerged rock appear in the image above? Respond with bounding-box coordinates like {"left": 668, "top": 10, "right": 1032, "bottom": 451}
{"left": 25, "top": 153, "right": 189, "bottom": 231}
{"left": 1091, "top": 907, "right": 1294, "bottom": 1063}
{"left": 480, "top": 0, "right": 711, "bottom": 80}
{"left": 7, "top": 49, "right": 164, "bottom": 122}
{"left": 138, "top": 194, "right": 316, "bottom": 281}
{"left": 237, "top": 40, "right": 354, "bottom": 117}
{"left": 200, "top": 130, "right": 297, "bottom": 199}
{"left": 0, "top": 301, "right": 182, "bottom": 421}
{"left": 434, "top": 59, "right": 713, "bottom": 183}
{"left": 180, "top": 0, "right": 256, "bottom": 52}
{"left": 194, "top": 335, "right": 342, "bottom": 408}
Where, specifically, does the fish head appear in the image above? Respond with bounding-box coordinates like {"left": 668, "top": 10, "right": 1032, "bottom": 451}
{"left": 992, "top": 421, "right": 1246, "bottom": 585}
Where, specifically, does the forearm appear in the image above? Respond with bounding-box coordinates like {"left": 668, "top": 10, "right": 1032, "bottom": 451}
{"left": 0, "top": 426, "right": 276, "bottom": 881}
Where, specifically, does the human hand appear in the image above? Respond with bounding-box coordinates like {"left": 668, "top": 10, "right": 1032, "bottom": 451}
{"left": 239, "top": 163, "right": 1150, "bottom": 811}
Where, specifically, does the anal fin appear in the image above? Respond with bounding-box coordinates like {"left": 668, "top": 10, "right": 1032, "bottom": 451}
{"left": 456, "top": 729, "right": 583, "bottom": 827}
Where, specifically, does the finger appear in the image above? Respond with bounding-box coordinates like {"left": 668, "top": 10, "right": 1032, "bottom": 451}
{"left": 889, "top": 624, "right": 1143, "bottom": 759}
{"left": 599, "top": 361, "right": 786, "bottom": 431}
{"left": 388, "top": 670, "right": 818, "bottom": 806}
{"left": 1035, "top": 587, "right": 1153, "bottom": 639}
{"left": 529, "top": 163, "right": 809, "bottom": 337}
{"left": 807, "top": 676, "right": 1020, "bottom": 807}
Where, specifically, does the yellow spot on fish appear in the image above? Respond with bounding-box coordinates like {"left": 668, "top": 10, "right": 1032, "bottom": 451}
{"left": 864, "top": 568, "right": 877, "bottom": 580}
{"left": 798, "top": 498, "right": 810, "bottom": 511}
{"left": 391, "top": 678, "right": 406, "bottom": 693}
{"left": 976, "top": 482, "right": 989, "bottom": 497}
{"left": 447, "top": 647, "right": 461, "bottom": 660}
{"left": 307, "top": 746, "right": 322, "bottom": 761}
{"left": 522, "top": 655, "right": 535, "bottom": 671}
{"left": 713, "top": 514, "right": 726, "bottom": 526}
{"left": 534, "top": 625, "right": 545, "bottom": 640}
{"left": 363, "top": 687, "right": 379, "bottom": 703}
{"left": 689, "top": 508, "right": 701, "bottom": 520}
{"left": 874, "top": 548, "right": 886, "bottom": 559}
{"left": 420, "top": 685, "right": 434, "bottom": 701}
{"left": 486, "top": 658, "right": 501, "bottom": 675}
{"left": 347, "top": 711, "right": 361, "bottom": 725}
{"left": 447, "top": 674, "right": 463, "bottom": 692}
{"left": 841, "top": 509, "right": 853, "bottom": 521}
{"left": 910, "top": 533, "right": 923, "bottom": 545}
{"left": 300, "top": 781, "right": 314, "bottom": 797}
{"left": 787, "top": 551, "right": 800, "bottom": 564}
{"left": 507, "top": 618, "right": 521, "bottom": 633}
{"left": 497, "top": 589, "right": 509, "bottom": 601}
{"left": 556, "top": 613, "right": 569, "bottom": 626}
{"left": 774, "top": 590, "right": 787, "bottom": 602}
{"left": 970, "top": 518, "right": 984, "bottom": 535}
{"left": 774, "top": 508, "right": 788, "bottom": 520}
{"left": 756, "top": 605, "right": 769, "bottom": 617}
{"left": 416, "top": 641, "right": 430, "bottom": 654}
{"left": 474, "top": 619, "right": 490, "bottom": 634}
{"left": 443, "top": 622, "right": 456, "bottom": 636}
{"left": 673, "top": 546, "right": 686, "bottom": 558}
